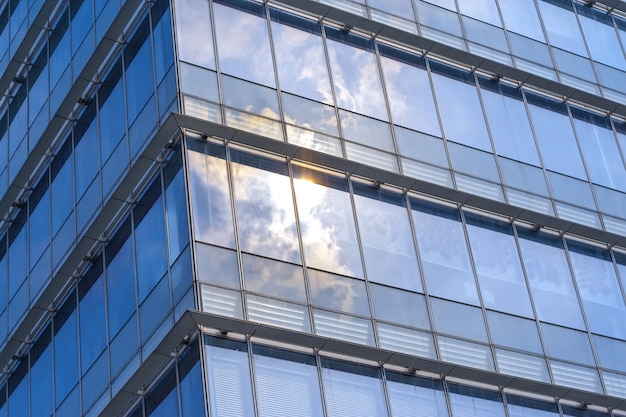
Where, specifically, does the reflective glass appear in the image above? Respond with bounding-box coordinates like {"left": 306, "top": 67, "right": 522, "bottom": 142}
{"left": 325, "top": 29, "right": 387, "bottom": 120}
{"left": 577, "top": 9, "right": 626, "bottom": 70}
{"left": 438, "top": 335, "right": 494, "bottom": 371}
{"left": 379, "top": 49, "right": 441, "bottom": 137}
{"left": 593, "top": 334, "right": 626, "bottom": 373}
{"left": 135, "top": 195, "right": 168, "bottom": 301}
{"left": 242, "top": 254, "right": 305, "bottom": 302}
{"left": 106, "top": 237, "right": 136, "bottom": 338}
{"left": 321, "top": 359, "right": 388, "bottom": 417}
{"left": 487, "top": 311, "right": 543, "bottom": 354}
{"left": 252, "top": 346, "right": 324, "bottom": 417}
{"left": 231, "top": 151, "right": 300, "bottom": 263}
{"left": 282, "top": 94, "right": 338, "bottom": 136}
{"left": 270, "top": 13, "right": 333, "bottom": 104}
{"left": 370, "top": 284, "right": 430, "bottom": 329}
{"left": 526, "top": 99, "right": 586, "bottom": 180}
{"left": 204, "top": 337, "right": 254, "bottom": 417}
{"left": 566, "top": 241, "right": 626, "bottom": 339}
{"left": 353, "top": 183, "right": 421, "bottom": 292}
{"left": 498, "top": 0, "right": 544, "bottom": 41}
{"left": 309, "top": 269, "right": 369, "bottom": 316}
{"left": 293, "top": 166, "right": 363, "bottom": 278}
{"left": 187, "top": 144, "right": 235, "bottom": 248}
{"left": 386, "top": 372, "right": 449, "bottom": 416}
{"left": 457, "top": 0, "right": 501, "bottom": 27}
{"left": 213, "top": 2, "right": 275, "bottom": 87}
{"left": 479, "top": 82, "right": 540, "bottom": 166}
{"left": 431, "top": 298, "right": 488, "bottom": 342}
{"left": 195, "top": 243, "right": 240, "bottom": 288}
{"left": 339, "top": 110, "right": 394, "bottom": 152}
{"left": 541, "top": 323, "right": 595, "bottom": 366}
{"left": 516, "top": 227, "right": 585, "bottom": 329}
{"left": 447, "top": 384, "right": 505, "bottom": 416}
{"left": 506, "top": 395, "right": 560, "bottom": 417}
{"left": 537, "top": 0, "right": 587, "bottom": 57}
{"left": 79, "top": 272, "right": 106, "bottom": 372}
{"left": 465, "top": 213, "right": 533, "bottom": 317}
{"left": 411, "top": 199, "right": 479, "bottom": 305}
{"left": 430, "top": 68, "right": 491, "bottom": 151}
{"left": 221, "top": 75, "right": 279, "bottom": 118}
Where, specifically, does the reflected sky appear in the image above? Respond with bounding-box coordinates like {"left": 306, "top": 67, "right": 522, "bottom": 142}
{"left": 231, "top": 159, "right": 301, "bottom": 264}
{"left": 174, "top": 0, "right": 215, "bottom": 69}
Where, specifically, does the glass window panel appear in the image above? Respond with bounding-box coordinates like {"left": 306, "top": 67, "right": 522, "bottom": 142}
{"left": 416, "top": 1, "right": 463, "bottom": 37}
{"left": 368, "top": 0, "right": 413, "bottom": 16}
{"left": 462, "top": 17, "right": 508, "bottom": 52}
{"left": 541, "top": 323, "right": 594, "bottom": 365}
{"left": 567, "top": 241, "right": 626, "bottom": 339}
{"left": 516, "top": 227, "right": 585, "bottom": 329}
{"left": 54, "top": 299, "right": 79, "bottom": 405}
{"left": 179, "top": 63, "right": 219, "bottom": 102}
{"left": 602, "top": 371, "right": 626, "bottom": 398}
{"left": 325, "top": 29, "right": 387, "bottom": 120}
{"left": 595, "top": 185, "right": 626, "bottom": 219}
{"left": 230, "top": 151, "right": 300, "bottom": 263}
{"left": 537, "top": 1, "right": 587, "bottom": 57}
{"left": 293, "top": 166, "right": 363, "bottom": 278}
{"left": 487, "top": 311, "right": 542, "bottom": 354}
{"left": 282, "top": 94, "right": 338, "bottom": 136}
{"left": 547, "top": 171, "right": 595, "bottom": 209}
{"left": 344, "top": 141, "right": 399, "bottom": 173}
{"left": 526, "top": 100, "right": 586, "bottom": 179}
{"left": 196, "top": 243, "right": 239, "bottom": 288}
{"left": 187, "top": 145, "right": 235, "bottom": 248}
{"left": 377, "top": 322, "right": 436, "bottom": 357}
{"left": 506, "top": 395, "right": 559, "bottom": 417}
{"left": 573, "top": 115, "right": 626, "bottom": 191}
{"left": 379, "top": 51, "right": 441, "bottom": 137}
{"left": 106, "top": 238, "right": 136, "bottom": 338}
{"left": 321, "top": 359, "right": 388, "bottom": 417}
{"left": 224, "top": 108, "right": 284, "bottom": 141}
{"left": 498, "top": 0, "right": 544, "bottom": 41}
{"left": 448, "top": 142, "right": 500, "bottom": 182}
{"left": 447, "top": 384, "right": 505, "bottom": 416}
{"left": 577, "top": 11, "right": 626, "bottom": 70}
{"left": 496, "top": 349, "right": 550, "bottom": 383}
{"left": 508, "top": 33, "right": 553, "bottom": 67}
{"left": 465, "top": 214, "right": 534, "bottom": 317}
{"left": 339, "top": 110, "right": 394, "bottom": 152}
{"left": 221, "top": 75, "right": 279, "bottom": 118}
{"left": 246, "top": 294, "right": 310, "bottom": 332}
{"left": 204, "top": 337, "right": 254, "bottom": 417}
{"left": 201, "top": 284, "right": 243, "bottom": 319}
{"left": 79, "top": 275, "right": 106, "bottom": 372}
{"left": 480, "top": 83, "right": 540, "bottom": 166}
{"left": 386, "top": 372, "right": 449, "bottom": 416}
{"left": 313, "top": 308, "right": 374, "bottom": 345}
{"left": 593, "top": 334, "right": 626, "bottom": 373}
{"left": 352, "top": 184, "right": 421, "bottom": 292}
{"left": 430, "top": 69, "right": 492, "bottom": 151}
{"left": 270, "top": 15, "right": 333, "bottom": 104}
{"left": 370, "top": 284, "right": 430, "bottom": 329}
{"left": 242, "top": 254, "right": 305, "bottom": 302}
{"left": 309, "top": 269, "right": 369, "bottom": 316}
{"left": 30, "top": 341, "right": 53, "bottom": 417}
{"left": 438, "top": 336, "right": 495, "bottom": 371}
{"left": 552, "top": 47, "right": 595, "bottom": 81}
{"left": 411, "top": 199, "right": 479, "bottom": 305}
{"left": 252, "top": 346, "right": 323, "bottom": 417}
{"left": 499, "top": 158, "right": 549, "bottom": 197}
{"left": 550, "top": 360, "right": 602, "bottom": 393}
{"left": 458, "top": 0, "right": 501, "bottom": 26}
{"left": 135, "top": 195, "right": 168, "bottom": 302}
{"left": 286, "top": 125, "right": 342, "bottom": 156}
{"left": 395, "top": 127, "right": 448, "bottom": 167}
{"left": 431, "top": 297, "right": 488, "bottom": 342}
{"left": 213, "top": 3, "right": 275, "bottom": 87}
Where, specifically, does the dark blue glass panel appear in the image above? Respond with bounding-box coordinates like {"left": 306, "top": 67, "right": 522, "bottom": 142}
{"left": 179, "top": 342, "right": 206, "bottom": 417}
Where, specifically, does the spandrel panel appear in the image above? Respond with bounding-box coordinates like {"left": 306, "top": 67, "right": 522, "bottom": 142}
{"left": 378, "top": 51, "right": 441, "bottom": 137}
{"left": 566, "top": 241, "right": 626, "bottom": 340}
{"left": 270, "top": 14, "right": 333, "bottom": 104}
{"left": 537, "top": 0, "right": 587, "bottom": 57}
{"left": 497, "top": 0, "right": 544, "bottom": 41}
{"left": 187, "top": 146, "right": 235, "bottom": 249}
{"left": 352, "top": 183, "right": 421, "bottom": 292}
{"left": 411, "top": 199, "right": 479, "bottom": 305}
{"left": 465, "top": 214, "right": 533, "bottom": 317}
{"left": 213, "top": 2, "right": 275, "bottom": 87}
{"left": 230, "top": 150, "right": 300, "bottom": 263}
{"left": 430, "top": 70, "right": 492, "bottom": 152}
{"left": 325, "top": 29, "right": 388, "bottom": 120}
{"left": 321, "top": 359, "right": 388, "bottom": 417}
{"left": 252, "top": 347, "right": 323, "bottom": 417}
{"left": 386, "top": 372, "right": 449, "bottom": 417}
{"left": 242, "top": 254, "right": 306, "bottom": 302}
{"left": 516, "top": 227, "right": 585, "bottom": 329}
{"left": 293, "top": 166, "right": 363, "bottom": 278}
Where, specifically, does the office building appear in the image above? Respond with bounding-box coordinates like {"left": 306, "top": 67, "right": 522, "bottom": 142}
{"left": 3, "top": 0, "right": 626, "bottom": 415}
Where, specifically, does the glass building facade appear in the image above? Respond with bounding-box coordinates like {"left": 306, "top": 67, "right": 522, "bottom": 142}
{"left": 3, "top": 0, "right": 626, "bottom": 415}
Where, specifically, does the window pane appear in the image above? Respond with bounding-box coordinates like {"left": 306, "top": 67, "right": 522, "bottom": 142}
{"left": 537, "top": 1, "right": 587, "bottom": 57}
{"left": 431, "top": 298, "right": 488, "bottom": 342}
{"left": 309, "top": 269, "right": 369, "bottom": 316}
{"left": 486, "top": 311, "right": 543, "bottom": 354}
{"left": 541, "top": 323, "right": 595, "bottom": 366}
{"left": 411, "top": 199, "right": 479, "bottom": 305}
{"left": 447, "top": 383, "right": 506, "bottom": 416}
{"left": 386, "top": 372, "right": 449, "bottom": 417}
{"left": 370, "top": 284, "right": 430, "bottom": 329}
{"left": 498, "top": 0, "right": 544, "bottom": 41}
{"left": 242, "top": 255, "right": 306, "bottom": 302}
